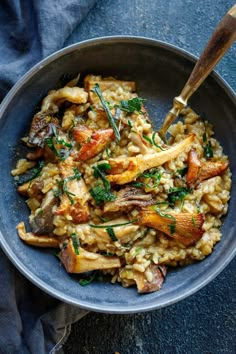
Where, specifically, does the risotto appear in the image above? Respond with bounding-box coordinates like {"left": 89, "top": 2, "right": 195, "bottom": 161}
{"left": 12, "top": 74, "right": 231, "bottom": 293}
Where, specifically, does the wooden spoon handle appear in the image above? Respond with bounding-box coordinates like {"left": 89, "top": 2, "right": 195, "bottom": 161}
{"left": 159, "top": 4, "right": 236, "bottom": 142}
{"left": 180, "top": 4, "right": 236, "bottom": 101}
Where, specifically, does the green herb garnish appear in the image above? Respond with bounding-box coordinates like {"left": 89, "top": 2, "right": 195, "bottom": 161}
{"left": 92, "top": 83, "right": 120, "bottom": 142}
{"left": 192, "top": 216, "right": 197, "bottom": 227}
{"left": 127, "top": 120, "right": 133, "bottom": 127}
{"left": 52, "top": 125, "right": 72, "bottom": 148}
{"left": 89, "top": 219, "right": 138, "bottom": 229}
{"left": 79, "top": 271, "right": 97, "bottom": 286}
{"left": 17, "top": 160, "right": 45, "bottom": 185}
{"left": 176, "top": 166, "right": 188, "bottom": 177}
{"left": 106, "top": 227, "right": 118, "bottom": 242}
{"left": 133, "top": 169, "right": 162, "bottom": 189}
{"left": 155, "top": 207, "right": 176, "bottom": 234}
{"left": 89, "top": 163, "right": 116, "bottom": 205}
{"left": 54, "top": 168, "right": 82, "bottom": 205}
{"left": 89, "top": 185, "right": 116, "bottom": 205}
{"left": 134, "top": 247, "right": 143, "bottom": 256}
{"left": 71, "top": 233, "right": 80, "bottom": 255}
{"left": 203, "top": 131, "right": 213, "bottom": 158}
{"left": 142, "top": 132, "right": 165, "bottom": 150}
{"left": 120, "top": 97, "right": 145, "bottom": 114}
{"left": 167, "top": 187, "right": 191, "bottom": 208}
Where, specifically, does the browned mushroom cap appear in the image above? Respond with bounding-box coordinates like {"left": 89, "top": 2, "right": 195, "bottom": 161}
{"left": 133, "top": 264, "right": 167, "bottom": 293}
{"left": 17, "top": 222, "right": 59, "bottom": 248}
{"left": 199, "top": 160, "right": 229, "bottom": 181}
{"left": 72, "top": 126, "right": 115, "bottom": 162}
{"left": 107, "top": 134, "right": 195, "bottom": 185}
{"left": 29, "top": 190, "right": 58, "bottom": 234}
{"left": 59, "top": 240, "right": 121, "bottom": 273}
{"left": 186, "top": 148, "right": 201, "bottom": 187}
{"left": 138, "top": 208, "right": 205, "bottom": 246}
{"left": 104, "top": 187, "right": 154, "bottom": 213}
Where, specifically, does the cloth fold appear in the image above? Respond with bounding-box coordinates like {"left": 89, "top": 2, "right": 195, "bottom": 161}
{"left": 0, "top": 1, "right": 97, "bottom": 353}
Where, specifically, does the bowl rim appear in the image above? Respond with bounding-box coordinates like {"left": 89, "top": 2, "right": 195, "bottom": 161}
{"left": 0, "top": 35, "right": 235, "bottom": 314}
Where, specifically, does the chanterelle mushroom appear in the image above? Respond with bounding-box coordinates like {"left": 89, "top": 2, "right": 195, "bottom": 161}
{"left": 107, "top": 134, "right": 194, "bottom": 185}
{"left": 138, "top": 207, "right": 205, "bottom": 246}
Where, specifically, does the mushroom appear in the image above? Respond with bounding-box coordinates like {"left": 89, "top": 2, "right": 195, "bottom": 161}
{"left": 41, "top": 86, "right": 88, "bottom": 112}
{"left": 138, "top": 208, "right": 205, "bottom": 246}
{"left": 104, "top": 187, "right": 154, "bottom": 213}
{"left": 54, "top": 157, "right": 90, "bottom": 223}
{"left": 133, "top": 264, "right": 167, "bottom": 293}
{"left": 17, "top": 222, "right": 59, "bottom": 248}
{"left": 59, "top": 240, "right": 121, "bottom": 273}
{"left": 72, "top": 125, "right": 115, "bottom": 161}
{"left": 107, "top": 134, "right": 194, "bottom": 185}
{"left": 199, "top": 160, "right": 229, "bottom": 182}
{"left": 186, "top": 148, "right": 201, "bottom": 187}
{"left": 29, "top": 190, "right": 58, "bottom": 234}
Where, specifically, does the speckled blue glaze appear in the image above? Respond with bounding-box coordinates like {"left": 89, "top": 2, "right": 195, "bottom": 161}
{"left": 0, "top": 37, "right": 235, "bottom": 313}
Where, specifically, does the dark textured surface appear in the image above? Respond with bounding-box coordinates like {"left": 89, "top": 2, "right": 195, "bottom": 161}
{"left": 64, "top": 0, "right": 236, "bottom": 353}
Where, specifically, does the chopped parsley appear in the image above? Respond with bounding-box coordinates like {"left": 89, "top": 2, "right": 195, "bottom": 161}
{"left": 133, "top": 168, "right": 162, "bottom": 189}
{"left": 89, "top": 163, "right": 116, "bottom": 205}
{"left": 89, "top": 185, "right": 116, "bottom": 205}
{"left": 120, "top": 97, "right": 145, "bottom": 114}
{"left": 176, "top": 166, "right": 188, "bottom": 177}
{"left": 79, "top": 271, "right": 97, "bottom": 286}
{"left": 203, "top": 131, "right": 213, "bottom": 158}
{"left": 71, "top": 233, "right": 80, "bottom": 255}
{"left": 167, "top": 187, "right": 191, "bottom": 208}
{"left": 92, "top": 83, "right": 120, "bottom": 142}
{"left": 17, "top": 160, "right": 45, "bottom": 185}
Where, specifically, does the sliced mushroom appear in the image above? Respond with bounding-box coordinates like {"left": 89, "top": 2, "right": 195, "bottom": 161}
{"left": 133, "top": 264, "right": 167, "bottom": 293}
{"left": 59, "top": 241, "right": 121, "bottom": 273}
{"left": 107, "top": 134, "right": 194, "bottom": 185}
{"left": 199, "top": 160, "right": 229, "bottom": 182}
{"left": 72, "top": 126, "right": 114, "bottom": 161}
{"left": 29, "top": 190, "right": 58, "bottom": 234}
{"left": 17, "top": 222, "right": 59, "bottom": 248}
{"left": 138, "top": 208, "right": 205, "bottom": 246}
{"left": 41, "top": 86, "right": 88, "bottom": 112}
{"left": 104, "top": 187, "right": 154, "bottom": 213}
{"left": 186, "top": 148, "right": 201, "bottom": 187}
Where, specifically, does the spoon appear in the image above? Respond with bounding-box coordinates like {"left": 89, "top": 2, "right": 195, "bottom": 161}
{"left": 158, "top": 4, "right": 236, "bottom": 142}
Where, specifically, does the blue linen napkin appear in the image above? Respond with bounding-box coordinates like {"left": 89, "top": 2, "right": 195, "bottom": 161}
{"left": 0, "top": 1, "right": 97, "bottom": 353}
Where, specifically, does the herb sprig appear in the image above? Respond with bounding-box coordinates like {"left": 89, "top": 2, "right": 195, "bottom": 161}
{"left": 17, "top": 161, "right": 45, "bottom": 185}
{"left": 142, "top": 132, "right": 165, "bottom": 150}
{"left": 89, "top": 163, "right": 116, "bottom": 205}
{"left": 203, "top": 131, "right": 213, "bottom": 158}
{"left": 155, "top": 207, "right": 176, "bottom": 234}
{"left": 71, "top": 233, "right": 80, "bottom": 255}
{"left": 92, "top": 83, "right": 120, "bottom": 142}
{"left": 167, "top": 187, "right": 191, "bottom": 209}
{"left": 119, "top": 97, "right": 145, "bottom": 114}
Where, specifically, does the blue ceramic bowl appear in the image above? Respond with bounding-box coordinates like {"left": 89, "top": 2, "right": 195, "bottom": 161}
{"left": 0, "top": 37, "right": 235, "bottom": 313}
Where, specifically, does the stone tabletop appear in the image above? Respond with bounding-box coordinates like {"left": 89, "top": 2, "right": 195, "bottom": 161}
{"left": 64, "top": 1, "right": 236, "bottom": 353}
